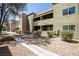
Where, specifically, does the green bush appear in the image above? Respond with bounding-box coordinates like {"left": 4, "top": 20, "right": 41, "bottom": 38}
{"left": 61, "top": 31, "right": 74, "bottom": 41}
{"left": 0, "top": 36, "right": 15, "bottom": 42}
{"left": 33, "top": 30, "right": 41, "bottom": 37}
{"left": 53, "top": 30, "right": 60, "bottom": 37}
{"left": 56, "top": 30, "right": 60, "bottom": 36}
{"left": 47, "top": 31, "right": 53, "bottom": 38}
{"left": 53, "top": 31, "right": 57, "bottom": 36}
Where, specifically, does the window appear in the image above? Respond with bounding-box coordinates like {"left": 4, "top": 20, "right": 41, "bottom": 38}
{"left": 69, "top": 7, "right": 75, "bottom": 14}
{"left": 42, "top": 25, "right": 53, "bottom": 31}
{"left": 63, "top": 25, "right": 75, "bottom": 31}
{"left": 47, "top": 13, "right": 53, "bottom": 18}
{"left": 63, "top": 9, "right": 68, "bottom": 15}
{"left": 47, "top": 25, "right": 53, "bottom": 30}
{"left": 63, "top": 25, "right": 68, "bottom": 30}
{"left": 69, "top": 25, "right": 75, "bottom": 31}
{"left": 63, "top": 6, "right": 75, "bottom": 16}
{"left": 42, "top": 13, "right": 53, "bottom": 20}
{"left": 42, "top": 26, "right": 47, "bottom": 31}
{"left": 33, "top": 17, "right": 40, "bottom": 21}
{"left": 33, "top": 26, "right": 40, "bottom": 31}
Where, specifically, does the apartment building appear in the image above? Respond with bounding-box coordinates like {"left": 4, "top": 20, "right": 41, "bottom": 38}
{"left": 28, "top": 13, "right": 36, "bottom": 33}
{"left": 9, "top": 20, "right": 20, "bottom": 32}
{"left": 28, "top": 3, "right": 79, "bottom": 39}
{"left": 9, "top": 13, "right": 30, "bottom": 34}
{"left": 32, "top": 8, "right": 53, "bottom": 37}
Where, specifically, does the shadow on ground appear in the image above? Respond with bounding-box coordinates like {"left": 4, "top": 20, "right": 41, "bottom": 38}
{"left": 63, "top": 39, "right": 79, "bottom": 44}
{"left": 16, "top": 35, "right": 51, "bottom": 46}
{"left": 0, "top": 46, "right": 12, "bottom": 56}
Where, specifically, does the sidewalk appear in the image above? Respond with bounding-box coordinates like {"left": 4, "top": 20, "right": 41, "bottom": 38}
{"left": 15, "top": 37, "right": 59, "bottom": 56}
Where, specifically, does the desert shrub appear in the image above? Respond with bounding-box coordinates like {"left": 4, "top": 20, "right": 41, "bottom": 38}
{"left": 53, "top": 30, "right": 60, "bottom": 37}
{"left": 17, "top": 30, "right": 21, "bottom": 34}
{"left": 53, "top": 31, "right": 57, "bottom": 36}
{"left": 0, "top": 36, "right": 15, "bottom": 42}
{"left": 33, "top": 30, "right": 41, "bottom": 37}
{"left": 47, "top": 31, "right": 53, "bottom": 38}
{"left": 61, "top": 31, "right": 74, "bottom": 41}
{"left": 14, "top": 27, "right": 20, "bottom": 33}
{"left": 56, "top": 30, "right": 60, "bottom": 36}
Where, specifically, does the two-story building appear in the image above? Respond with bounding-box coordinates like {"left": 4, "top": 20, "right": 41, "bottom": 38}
{"left": 28, "top": 3, "right": 79, "bottom": 39}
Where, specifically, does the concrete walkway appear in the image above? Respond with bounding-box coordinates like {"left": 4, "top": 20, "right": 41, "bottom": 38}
{"left": 15, "top": 37, "right": 59, "bottom": 56}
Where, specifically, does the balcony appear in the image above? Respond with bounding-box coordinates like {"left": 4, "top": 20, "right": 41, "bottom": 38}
{"left": 33, "top": 18, "right": 54, "bottom": 26}
{"left": 33, "top": 17, "right": 40, "bottom": 21}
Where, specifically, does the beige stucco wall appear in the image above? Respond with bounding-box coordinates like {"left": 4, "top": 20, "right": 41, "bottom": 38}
{"left": 28, "top": 15, "right": 34, "bottom": 33}
{"left": 33, "top": 3, "right": 79, "bottom": 39}
{"left": 53, "top": 3, "right": 79, "bottom": 39}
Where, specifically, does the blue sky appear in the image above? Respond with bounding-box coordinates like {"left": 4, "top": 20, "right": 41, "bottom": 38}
{"left": 26, "top": 3, "right": 53, "bottom": 14}
{"left": 15, "top": 3, "right": 52, "bottom": 21}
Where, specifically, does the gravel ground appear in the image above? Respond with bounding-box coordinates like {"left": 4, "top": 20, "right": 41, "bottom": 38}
{"left": 38, "top": 38, "right": 79, "bottom": 56}
{"left": 0, "top": 42, "right": 36, "bottom": 56}
{"left": 15, "top": 35, "right": 79, "bottom": 56}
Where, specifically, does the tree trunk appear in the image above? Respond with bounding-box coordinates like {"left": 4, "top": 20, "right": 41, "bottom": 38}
{"left": 0, "top": 3, "right": 4, "bottom": 34}
{"left": 0, "top": 9, "right": 9, "bottom": 34}
{"left": 0, "top": 25, "right": 2, "bottom": 34}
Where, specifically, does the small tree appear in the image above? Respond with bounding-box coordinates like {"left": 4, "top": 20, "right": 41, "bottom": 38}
{"left": 0, "top": 3, "right": 27, "bottom": 34}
